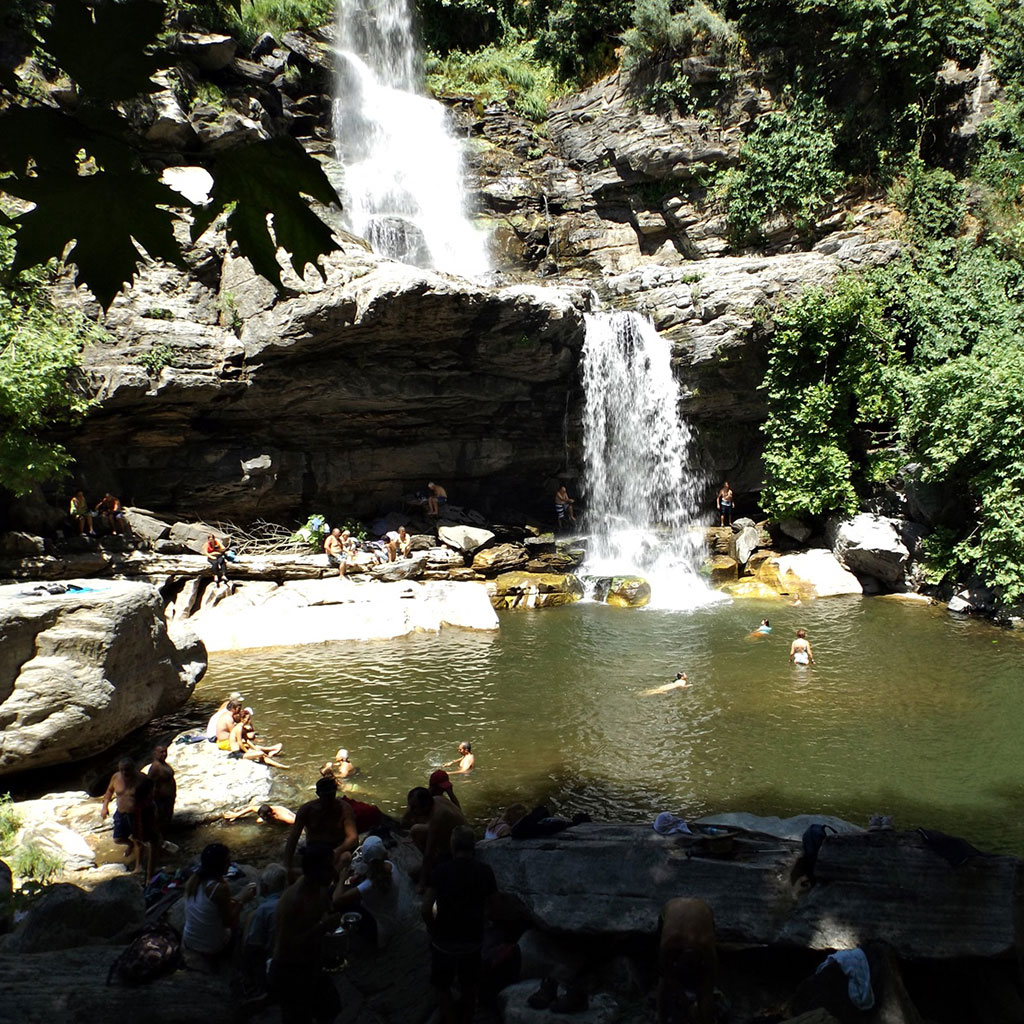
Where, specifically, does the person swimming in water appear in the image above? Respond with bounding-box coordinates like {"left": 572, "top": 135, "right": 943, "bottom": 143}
{"left": 749, "top": 618, "right": 771, "bottom": 638}
{"left": 643, "top": 672, "right": 689, "bottom": 696}
{"left": 790, "top": 629, "right": 814, "bottom": 666}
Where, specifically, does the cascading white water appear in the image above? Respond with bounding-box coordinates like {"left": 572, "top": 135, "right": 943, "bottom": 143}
{"left": 581, "top": 311, "right": 723, "bottom": 609}
{"left": 332, "top": 0, "right": 489, "bottom": 277}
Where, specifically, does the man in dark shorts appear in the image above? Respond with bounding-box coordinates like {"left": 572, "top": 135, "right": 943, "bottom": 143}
{"left": 100, "top": 757, "right": 147, "bottom": 872}
{"left": 284, "top": 776, "right": 358, "bottom": 878}
{"left": 422, "top": 825, "right": 498, "bottom": 1024}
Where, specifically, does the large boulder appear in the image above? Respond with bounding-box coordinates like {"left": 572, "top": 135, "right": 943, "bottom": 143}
{"left": 735, "top": 524, "right": 760, "bottom": 566}
{"left": 168, "top": 522, "right": 228, "bottom": 554}
{"left": 122, "top": 507, "right": 172, "bottom": 544}
{"left": 472, "top": 542, "right": 529, "bottom": 575}
{"left": 489, "top": 572, "right": 584, "bottom": 609}
{"left": 826, "top": 514, "right": 911, "bottom": 586}
{"left": 2, "top": 876, "right": 144, "bottom": 954}
{"left": 13, "top": 818, "right": 95, "bottom": 872}
{"left": 438, "top": 525, "right": 495, "bottom": 554}
{"left": 370, "top": 554, "right": 428, "bottom": 582}
{"left": 167, "top": 734, "right": 273, "bottom": 825}
{"left": 773, "top": 551, "right": 862, "bottom": 598}
{"left": 0, "top": 581, "right": 206, "bottom": 776}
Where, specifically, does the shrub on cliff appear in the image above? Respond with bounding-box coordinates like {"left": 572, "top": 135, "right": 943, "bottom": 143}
{"left": 0, "top": 226, "right": 97, "bottom": 497}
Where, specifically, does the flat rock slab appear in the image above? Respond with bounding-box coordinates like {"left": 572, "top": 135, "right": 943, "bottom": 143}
{"left": 478, "top": 824, "right": 1022, "bottom": 959}
{"left": 190, "top": 579, "right": 498, "bottom": 651}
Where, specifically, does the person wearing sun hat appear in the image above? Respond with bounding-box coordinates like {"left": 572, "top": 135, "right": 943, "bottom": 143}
{"left": 333, "top": 834, "right": 401, "bottom": 948}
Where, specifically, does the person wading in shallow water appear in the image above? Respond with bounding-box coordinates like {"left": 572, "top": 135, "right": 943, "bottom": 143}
{"left": 790, "top": 628, "right": 815, "bottom": 666}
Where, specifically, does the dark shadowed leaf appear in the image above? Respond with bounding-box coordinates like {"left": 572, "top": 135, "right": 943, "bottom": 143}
{"left": 43, "top": 0, "right": 165, "bottom": 102}
{"left": 0, "top": 105, "right": 136, "bottom": 175}
{"left": 8, "top": 172, "right": 185, "bottom": 306}
{"left": 193, "top": 137, "right": 341, "bottom": 288}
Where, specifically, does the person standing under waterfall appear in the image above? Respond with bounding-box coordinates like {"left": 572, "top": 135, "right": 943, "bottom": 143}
{"left": 716, "top": 481, "right": 734, "bottom": 526}
{"left": 555, "top": 484, "right": 576, "bottom": 530}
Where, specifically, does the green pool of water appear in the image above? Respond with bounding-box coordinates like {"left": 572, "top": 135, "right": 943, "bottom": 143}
{"left": 198, "top": 595, "right": 1024, "bottom": 855}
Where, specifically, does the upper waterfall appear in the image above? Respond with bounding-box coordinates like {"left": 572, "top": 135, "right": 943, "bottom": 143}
{"left": 581, "top": 311, "right": 722, "bottom": 609}
{"left": 332, "top": 0, "right": 489, "bottom": 277}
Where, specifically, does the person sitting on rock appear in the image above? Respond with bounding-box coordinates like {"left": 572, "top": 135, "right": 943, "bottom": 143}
{"left": 95, "top": 492, "right": 126, "bottom": 534}
{"left": 657, "top": 897, "right": 717, "bottom": 1024}
{"left": 204, "top": 533, "right": 228, "bottom": 584}
{"left": 69, "top": 490, "right": 95, "bottom": 535}
{"left": 207, "top": 699, "right": 243, "bottom": 749}
{"left": 332, "top": 835, "right": 402, "bottom": 949}
{"left": 385, "top": 526, "right": 411, "bottom": 561}
{"left": 229, "top": 707, "right": 288, "bottom": 769}
{"left": 339, "top": 529, "right": 358, "bottom": 577}
{"left": 324, "top": 527, "right": 346, "bottom": 577}
{"left": 554, "top": 484, "right": 576, "bottom": 529}
{"left": 183, "top": 842, "right": 257, "bottom": 963}
{"left": 426, "top": 481, "right": 447, "bottom": 517}
{"left": 284, "top": 776, "right": 358, "bottom": 879}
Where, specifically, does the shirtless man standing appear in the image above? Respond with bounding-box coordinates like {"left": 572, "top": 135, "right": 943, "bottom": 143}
{"left": 269, "top": 847, "right": 342, "bottom": 1024}
{"left": 100, "top": 758, "right": 147, "bottom": 872}
{"left": 148, "top": 745, "right": 177, "bottom": 840}
{"left": 284, "top": 777, "right": 358, "bottom": 877}
{"left": 442, "top": 741, "right": 475, "bottom": 775}
{"left": 324, "top": 528, "right": 345, "bottom": 578}
{"left": 403, "top": 786, "right": 466, "bottom": 890}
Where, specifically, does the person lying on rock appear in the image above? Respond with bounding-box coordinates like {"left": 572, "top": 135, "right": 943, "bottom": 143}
{"left": 229, "top": 708, "right": 288, "bottom": 769}
{"left": 403, "top": 786, "right": 466, "bottom": 891}
{"left": 657, "top": 897, "right": 717, "bottom": 1024}
{"left": 285, "top": 776, "right": 358, "bottom": 880}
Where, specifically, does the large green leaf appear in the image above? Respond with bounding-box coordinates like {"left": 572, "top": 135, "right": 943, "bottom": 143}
{"left": 193, "top": 137, "right": 341, "bottom": 288}
{"left": 0, "top": 105, "right": 137, "bottom": 175}
{"left": 8, "top": 172, "right": 185, "bottom": 306}
{"left": 43, "top": 0, "right": 165, "bottom": 102}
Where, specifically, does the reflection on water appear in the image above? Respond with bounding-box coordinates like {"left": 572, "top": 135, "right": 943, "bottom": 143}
{"left": 199, "top": 597, "right": 1024, "bottom": 855}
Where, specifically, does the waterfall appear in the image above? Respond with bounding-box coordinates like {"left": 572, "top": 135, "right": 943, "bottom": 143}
{"left": 332, "top": 0, "right": 489, "bottom": 277}
{"left": 581, "top": 311, "right": 721, "bottom": 609}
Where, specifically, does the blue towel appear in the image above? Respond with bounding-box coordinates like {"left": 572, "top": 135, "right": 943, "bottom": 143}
{"left": 653, "top": 812, "right": 693, "bottom": 835}
{"left": 816, "top": 947, "right": 874, "bottom": 1010}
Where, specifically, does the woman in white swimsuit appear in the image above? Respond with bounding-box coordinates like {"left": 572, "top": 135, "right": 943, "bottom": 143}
{"left": 790, "top": 629, "right": 814, "bottom": 666}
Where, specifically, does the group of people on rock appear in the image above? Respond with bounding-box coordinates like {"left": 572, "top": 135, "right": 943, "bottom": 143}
{"left": 68, "top": 489, "right": 126, "bottom": 535}
{"left": 206, "top": 693, "right": 288, "bottom": 768}
{"left": 323, "top": 524, "right": 415, "bottom": 578}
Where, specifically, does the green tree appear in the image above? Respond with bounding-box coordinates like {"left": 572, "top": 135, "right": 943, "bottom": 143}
{"left": 0, "top": 226, "right": 98, "bottom": 495}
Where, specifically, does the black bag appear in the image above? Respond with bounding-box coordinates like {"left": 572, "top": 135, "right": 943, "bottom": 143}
{"left": 107, "top": 921, "right": 182, "bottom": 986}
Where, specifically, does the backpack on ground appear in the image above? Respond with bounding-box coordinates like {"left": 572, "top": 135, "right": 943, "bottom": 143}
{"left": 107, "top": 921, "right": 182, "bottom": 986}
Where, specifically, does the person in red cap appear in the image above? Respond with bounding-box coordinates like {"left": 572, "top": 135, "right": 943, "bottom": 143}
{"left": 428, "top": 769, "right": 461, "bottom": 808}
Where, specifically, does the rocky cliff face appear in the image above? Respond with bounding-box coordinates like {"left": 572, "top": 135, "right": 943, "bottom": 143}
{"left": 53, "top": 30, "right": 905, "bottom": 523}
